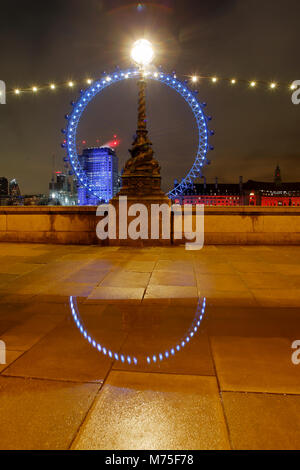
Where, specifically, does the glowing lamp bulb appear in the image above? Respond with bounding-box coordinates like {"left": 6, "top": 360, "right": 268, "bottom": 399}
{"left": 131, "top": 39, "right": 154, "bottom": 67}
{"left": 32, "top": 87, "right": 38, "bottom": 92}
{"left": 250, "top": 81, "right": 256, "bottom": 87}
{"left": 50, "top": 84, "right": 56, "bottom": 90}
{"left": 270, "top": 82, "right": 277, "bottom": 89}
{"left": 15, "top": 89, "right": 20, "bottom": 95}
{"left": 212, "top": 77, "right": 218, "bottom": 83}
{"left": 192, "top": 76, "right": 198, "bottom": 83}
{"left": 231, "top": 79, "right": 236, "bottom": 84}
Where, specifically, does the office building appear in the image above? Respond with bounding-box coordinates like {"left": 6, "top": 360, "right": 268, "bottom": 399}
{"left": 78, "top": 147, "right": 119, "bottom": 206}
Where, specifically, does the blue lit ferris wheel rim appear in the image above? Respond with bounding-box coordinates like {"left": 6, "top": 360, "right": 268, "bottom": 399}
{"left": 63, "top": 68, "right": 212, "bottom": 200}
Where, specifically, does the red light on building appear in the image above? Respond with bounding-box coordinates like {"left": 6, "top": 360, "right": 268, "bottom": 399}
{"left": 109, "top": 137, "right": 121, "bottom": 148}
{"left": 262, "top": 196, "right": 300, "bottom": 207}
{"left": 179, "top": 195, "right": 241, "bottom": 207}
{"left": 249, "top": 192, "right": 257, "bottom": 206}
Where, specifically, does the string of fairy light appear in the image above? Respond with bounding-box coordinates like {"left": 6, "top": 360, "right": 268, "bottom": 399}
{"left": 6, "top": 73, "right": 298, "bottom": 97}
{"left": 189, "top": 74, "right": 297, "bottom": 91}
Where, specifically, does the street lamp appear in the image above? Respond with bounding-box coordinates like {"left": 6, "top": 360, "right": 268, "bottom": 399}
{"left": 129, "top": 40, "right": 154, "bottom": 137}
{"left": 131, "top": 39, "right": 154, "bottom": 68}
{"left": 117, "top": 39, "right": 162, "bottom": 197}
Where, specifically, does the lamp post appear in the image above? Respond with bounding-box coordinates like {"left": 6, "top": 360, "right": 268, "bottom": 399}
{"left": 111, "top": 39, "right": 171, "bottom": 247}
{"left": 118, "top": 39, "right": 164, "bottom": 197}
{"left": 130, "top": 40, "right": 154, "bottom": 158}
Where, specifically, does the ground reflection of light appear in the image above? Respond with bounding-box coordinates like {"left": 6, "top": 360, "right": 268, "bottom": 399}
{"left": 69, "top": 296, "right": 206, "bottom": 366}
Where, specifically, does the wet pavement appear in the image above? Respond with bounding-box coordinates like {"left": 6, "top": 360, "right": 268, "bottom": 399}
{"left": 0, "top": 243, "right": 300, "bottom": 450}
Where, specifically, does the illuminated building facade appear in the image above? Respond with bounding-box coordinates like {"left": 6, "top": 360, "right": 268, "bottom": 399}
{"left": 175, "top": 177, "right": 243, "bottom": 206}
{"left": 78, "top": 147, "right": 119, "bottom": 205}
{"left": 49, "top": 172, "right": 77, "bottom": 206}
{"left": 244, "top": 180, "right": 300, "bottom": 207}
{"left": 9, "top": 179, "right": 21, "bottom": 197}
{"left": 0, "top": 178, "right": 22, "bottom": 205}
{"left": 175, "top": 167, "right": 300, "bottom": 207}
{"left": 0, "top": 177, "right": 9, "bottom": 205}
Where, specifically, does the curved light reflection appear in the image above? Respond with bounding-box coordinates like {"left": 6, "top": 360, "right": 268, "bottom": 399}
{"left": 69, "top": 296, "right": 206, "bottom": 366}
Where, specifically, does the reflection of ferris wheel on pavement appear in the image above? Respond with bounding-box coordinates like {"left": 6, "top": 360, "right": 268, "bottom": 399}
{"left": 69, "top": 296, "right": 207, "bottom": 366}
{"left": 62, "top": 67, "right": 214, "bottom": 201}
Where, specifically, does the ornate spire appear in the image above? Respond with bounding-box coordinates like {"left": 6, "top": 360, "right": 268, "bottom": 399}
{"left": 274, "top": 164, "right": 282, "bottom": 186}
{"left": 123, "top": 75, "right": 160, "bottom": 176}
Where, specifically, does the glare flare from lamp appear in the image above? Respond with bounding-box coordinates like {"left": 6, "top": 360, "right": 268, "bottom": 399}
{"left": 131, "top": 39, "right": 154, "bottom": 67}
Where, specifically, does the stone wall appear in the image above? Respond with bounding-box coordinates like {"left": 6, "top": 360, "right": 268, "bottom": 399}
{"left": 0, "top": 206, "right": 299, "bottom": 245}
{"left": 0, "top": 207, "right": 100, "bottom": 245}
{"left": 176, "top": 207, "right": 300, "bottom": 245}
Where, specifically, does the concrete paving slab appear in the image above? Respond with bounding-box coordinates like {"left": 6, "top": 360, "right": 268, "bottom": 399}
{"left": 194, "top": 262, "right": 236, "bottom": 274}
{"left": 0, "top": 350, "right": 24, "bottom": 372}
{"left": 113, "top": 333, "right": 214, "bottom": 376}
{"left": 100, "top": 271, "right": 151, "bottom": 288}
{"left": 145, "top": 285, "right": 198, "bottom": 299}
{"left": 154, "top": 260, "right": 194, "bottom": 272}
{"left": 0, "top": 314, "right": 63, "bottom": 351}
{"left": 223, "top": 392, "right": 300, "bottom": 450}
{"left": 240, "top": 272, "right": 294, "bottom": 290}
{"left": 63, "top": 269, "right": 109, "bottom": 284}
{"left": 211, "top": 336, "right": 300, "bottom": 394}
{"left": 251, "top": 288, "right": 300, "bottom": 307}
{"left": 88, "top": 287, "right": 145, "bottom": 301}
{"left": 3, "top": 319, "right": 116, "bottom": 383}
{"left": 196, "top": 274, "right": 249, "bottom": 292}
{"left": 200, "top": 290, "right": 257, "bottom": 307}
{"left": 0, "top": 376, "right": 100, "bottom": 450}
{"left": 206, "top": 306, "right": 300, "bottom": 338}
{"left": 149, "top": 270, "right": 196, "bottom": 287}
{"left": 73, "top": 371, "right": 230, "bottom": 450}
{"left": 123, "top": 260, "right": 157, "bottom": 272}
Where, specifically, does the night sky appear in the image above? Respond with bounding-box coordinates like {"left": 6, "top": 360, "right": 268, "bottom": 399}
{"left": 0, "top": 0, "right": 299, "bottom": 194}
